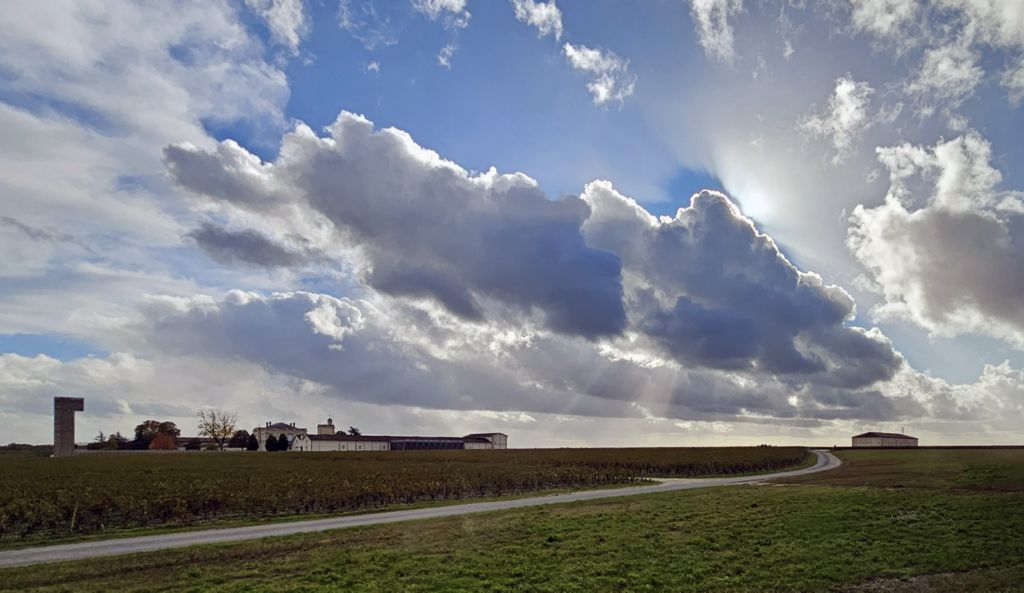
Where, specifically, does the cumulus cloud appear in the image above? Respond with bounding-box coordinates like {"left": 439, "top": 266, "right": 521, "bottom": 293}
{"left": 800, "top": 76, "right": 876, "bottom": 164}
{"left": 157, "top": 111, "right": 946, "bottom": 426}
{"left": 165, "top": 111, "right": 627, "bottom": 339}
{"left": 244, "top": 0, "right": 309, "bottom": 54}
{"left": 689, "top": 0, "right": 744, "bottom": 62}
{"left": 511, "top": 0, "right": 563, "bottom": 40}
{"left": 582, "top": 182, "right": 902, "bottom": 388}
{"left": 849, "top": 131, "right": 1024, "bottom": 347}
{"left": 562, "top": 43, "right": 637, "bottom": 105}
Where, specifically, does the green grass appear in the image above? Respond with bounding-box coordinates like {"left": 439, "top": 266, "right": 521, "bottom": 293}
{"left": 781, "top": 449, "right": 1024, "bottom": 491}
{"left": 1, "top": 448, "right": 1022, "bottom": 592}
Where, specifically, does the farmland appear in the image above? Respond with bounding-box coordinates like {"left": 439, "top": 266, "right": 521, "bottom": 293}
{"left": 0, "top": 446, "right": 808, "bottom": 544}
{"left": 2, "top": 448, "right": 1022, "bottom": 593}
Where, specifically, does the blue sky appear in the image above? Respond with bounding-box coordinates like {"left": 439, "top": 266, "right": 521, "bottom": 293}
{"left": 1, "top": 0, "right": 1023, "bottom": 446}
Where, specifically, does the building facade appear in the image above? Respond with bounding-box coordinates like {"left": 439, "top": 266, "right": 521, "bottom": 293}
{"left": 851, "top": 431, "right": 919, "bottom": 447}
{"left": 290, "top": 431, "right": 508, "bottom": 452}
{"left": 253, "top": 421, "right": 308, "bottom": 451}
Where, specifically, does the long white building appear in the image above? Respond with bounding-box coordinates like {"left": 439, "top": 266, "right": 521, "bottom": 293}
{"left": 254, "top": 417, "right": 508, "bottom": 452}
{"left": 851, "top": 431, "right": 919, "bottom": 447}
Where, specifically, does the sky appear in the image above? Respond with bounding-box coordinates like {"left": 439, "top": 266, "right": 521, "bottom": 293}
{"left": 1, "top": 0, "right": 1023, "bottom": 447}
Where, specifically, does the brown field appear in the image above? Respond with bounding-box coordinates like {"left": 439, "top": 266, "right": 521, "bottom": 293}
{"left": 0, "top": 446, "right": 809, "bottom": 543}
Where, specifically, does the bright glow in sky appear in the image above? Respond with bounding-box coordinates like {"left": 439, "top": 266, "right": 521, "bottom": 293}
{"left": 2, "top": 0, "right": 1023, "bottom": 446}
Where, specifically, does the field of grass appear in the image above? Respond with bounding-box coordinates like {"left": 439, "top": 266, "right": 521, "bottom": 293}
{"left": 781, "top": 448, "right": 1024, "bottom": 491}
{"left": 2, "top": 448, "right": 1022, "bottom": 592}
{"left": 0, "top": 446, "right": 808, "bottom": 544}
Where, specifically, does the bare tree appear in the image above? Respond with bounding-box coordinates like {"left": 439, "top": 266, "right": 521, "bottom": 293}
{"left": 197, "top": 409, "right": 238, "bottom": 451}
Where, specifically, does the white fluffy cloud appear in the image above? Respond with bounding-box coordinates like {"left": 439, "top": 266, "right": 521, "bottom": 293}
{"left": 244, "top": 0, "right": 309, "bottom": 54}
{"left": 800, "top": 76, "right": 876, "bottom": 164}
{"left": 562, "top": 43, "right": 637, "bottom": 105}
{"left": 849, "top": 132, "right": 1024, "bottom": 347}
{"left": 511, "top": 0, "right": 563, "bottom": 40}
{"left": 689, "top": 0, "right": 744, "bottom": 62}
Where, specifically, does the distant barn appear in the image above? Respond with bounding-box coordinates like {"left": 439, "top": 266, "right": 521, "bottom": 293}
{"left": 851, "top": 431, "right": 919, "bottom": 448}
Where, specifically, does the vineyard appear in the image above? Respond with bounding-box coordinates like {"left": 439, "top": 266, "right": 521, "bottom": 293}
{"left": 0, "top": 447, "right": 808, "bottom": 542}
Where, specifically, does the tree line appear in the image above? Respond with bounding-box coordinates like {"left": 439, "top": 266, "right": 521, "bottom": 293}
{"left": 85, "top": 409, "right": 247, "bottom": 451}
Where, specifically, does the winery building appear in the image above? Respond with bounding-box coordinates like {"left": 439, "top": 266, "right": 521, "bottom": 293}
{"left": 851, "top": 431, "right": 919, "bottom": 448}
{"left": 255, "top": 417, "right": 508, "bottom": 452}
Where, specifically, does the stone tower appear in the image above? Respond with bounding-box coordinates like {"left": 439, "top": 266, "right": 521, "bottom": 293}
{"left": 317, "top": 417, "right": 335, "bottom": 436}
{"left": 53, "top": 396, "right": 84, "bottom": 457}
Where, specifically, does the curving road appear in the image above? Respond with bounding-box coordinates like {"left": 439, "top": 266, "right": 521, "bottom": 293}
{"left": 0, "top": 450, "right": 840, "bottom": 568}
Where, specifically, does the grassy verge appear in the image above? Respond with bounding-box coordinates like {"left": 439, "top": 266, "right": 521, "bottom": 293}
{"left": 780, "top": 448, "right": 1024, "bottom": 491}
{"left": 2, "top": 449, "right": 1022, "bottom": 592}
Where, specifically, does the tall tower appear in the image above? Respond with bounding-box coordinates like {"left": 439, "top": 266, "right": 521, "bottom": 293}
{"left": 53, "top": 397, "right": 84, "bottom": 457}
{"left": 317, "top": 417, "right": 335, "bottom": 436}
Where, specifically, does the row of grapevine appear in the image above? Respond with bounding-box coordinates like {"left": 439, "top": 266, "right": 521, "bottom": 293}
{"left": 0, "top": 447, "right": 809, "bottom": 541}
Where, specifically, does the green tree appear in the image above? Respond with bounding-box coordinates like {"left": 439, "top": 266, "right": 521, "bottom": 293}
{"left": 132, "top": 420, "right": 179, "bottom": 449}
{"left": 86, "top": 431, "right": 110, "bottom": 450}
{"left": 265, "top": 434, "right": 278, "bottom": 452}
{"left": 228, "top": 429, "right": 250, "bottom": 449}
{"left": 108, "top": 432, "right": 130, "bottom": 450}
{"left": 347, "top": 426, "right": 361, "bottom": 436}
{"left": 246, "top": 433, "right": 259, "bottom": 451}
{"left": 278, "top": 434, "right": 289, "bottom": 451}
